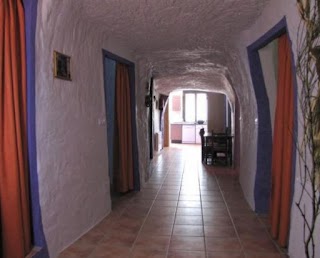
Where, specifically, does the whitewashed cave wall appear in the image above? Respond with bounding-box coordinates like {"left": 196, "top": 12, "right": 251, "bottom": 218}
{"left": 212, "top": 49, "right": 258, "bottom": 209}
{"left": 135, "top": 58, "right": 152, "bottom": 184}
{"left": 35, "top": 1, "right": 136, "bottom": 256}
{"left": 235, "top": 0, "right": 320, "bottom": 257}
{"left": 259, "top": 40, "right": 279, "bottom": 136}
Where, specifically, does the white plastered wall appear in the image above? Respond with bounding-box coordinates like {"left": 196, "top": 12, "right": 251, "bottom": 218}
{"left": 207, "top": 92, "right": 226, "bottom": 133}
{"left": 35, "top": 1, "right": 136, "bottom": 257}
{"left": 259, "top": 40, "right": 278, "bottom": 135}
{"left": 236, "top": 0, "right": 320, "bottom": 257}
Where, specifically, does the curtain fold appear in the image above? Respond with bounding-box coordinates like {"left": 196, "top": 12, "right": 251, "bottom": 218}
{"left": 270, "top": 33, "right": 294, "bottom": 247}
{"left": 0, "top": 0, "right": 32, "bottom": 257}
{"left": 115, "top": 63, "right": 134, "bottom": 192}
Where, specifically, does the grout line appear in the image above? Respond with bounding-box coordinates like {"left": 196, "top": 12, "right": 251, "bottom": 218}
{"left": 165, "top": 162, "right": 185, "bottom": 258}
{"left": 214, "top": 173, "right": 246, "bottom": 257}
{"left": 129, "top": 169, "right": 167, "bottom": 255}
{"left": 87, "top": 194, "right": 131, "bottom": 258}
{"left": 84, "top": 146, "right": 286, "bottom": 258}
{"left": 198, "top": 162, "right": 208, "bottom": 258}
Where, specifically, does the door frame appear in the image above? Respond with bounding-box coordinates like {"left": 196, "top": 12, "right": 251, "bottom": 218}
{"left": 102, "top": 49, "right": 140, "bottom": 191}
{"left": 24, "top": 0, "right": 49, "bottom": 256}
{"left": 148, "top": 77, "right": 154, "bottom": 159}
{"left": 247, "top": 17, "right": 297, "bottom": 213}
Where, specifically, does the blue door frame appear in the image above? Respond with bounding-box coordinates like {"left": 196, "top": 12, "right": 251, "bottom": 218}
{"left": 247, "top": 17, "right": 297, "bottom": 213}
{"left": 102, "top": 50, "right": 140, "bottom": 191}
{"left": 24, "top": 0, "right": 49, "bottom": 257}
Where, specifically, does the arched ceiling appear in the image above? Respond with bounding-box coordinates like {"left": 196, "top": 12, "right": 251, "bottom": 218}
{"left": 136, "top": 49, "right": 233, "bottom": 96}
{"left": 79, "top": 0, "right": 269, "bottom": 95}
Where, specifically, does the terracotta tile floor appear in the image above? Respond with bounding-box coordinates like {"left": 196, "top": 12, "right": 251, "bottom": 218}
{"left": 59, "top": 145, "right": 289, "bottom": 258}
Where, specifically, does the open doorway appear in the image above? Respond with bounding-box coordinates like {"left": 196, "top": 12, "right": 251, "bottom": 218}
{"left": 247, "top": 17, "right": 297, "bottom": 247}
{"left": 158, "top": 89, "right": 235, "bottom": 167}
{"left": 102, "top": 50, "right": 140, "bottom": 202}
{"left": 168, "top": 90, "right": 209, "bottom": 145}
{"left": 168, "top": 90, "right": 232, "bottom": 144}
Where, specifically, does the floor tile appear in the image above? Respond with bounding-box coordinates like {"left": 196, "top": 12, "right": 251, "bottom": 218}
{"left": 204, "top": 225, "right": 237, "bottom": 237}
{"left": 201, "top": 195, "right": 224, "bottom": 202}
{"left": 161, "top": 185, "right": 181, "bottom": 190}
{"left": 205, "top": 237, "right": 242, "bottom": 252}
{"left": 203, "top": 215, "right": 233, "bottom": 226}
{"left": 202, "top": 208, "right": 229, "bottom": 217}
{"left": 244, "top": 252, "right": 286, "bottom": 258}
{"left": 78, "top": 226, "right": 105, "bottom": 244}
{"left": 149, "top": 206, "right": 177, "bottom": 216}
{"left": 113, "top": 216, "right": 144, "bottom": 230}
{"left": 167, "top": 251, "right": 206, "bottom": 258}
{"left": 176, "top": 207, "right": 202, "bottom": 216}
{"left": 131, "top": 247, "right": 167, "bottom": 258}
{"left": 123, "top": 205, "right": 150, "bottom": 218}
{"left": 58, "top": 240, "right": 95, "bottom": 258}
{"left": 101, "top": 230, "right": 137, "bottom": 247}
{"left": 241, "top": 236, "right": 279, "bottom": 253}
{"left": 156, "top": 194, "right": 179, "bottom": 201}
{"left": 141, "top": 223, "right": 174, "bottom": 236}
{"left": 178, "top": 201, "right": 201, "bottom": 208}
{"left": 206, "top": 251, "right": 245, "bottom": 257}
{"left": 201, "top": 201, "right": 226, "bottom": 209}
{"left": 159, "top": 189, "right": 180, "bottom": 195}
{"left": 179, "top": 195, "right": 201, "bottom": 201}
{"left": 110, "top": 222, "right": 142, "bottom": 235}
{"left": 236, "top": 224, "right": 269, "bottom": 238}
{"left": 130, "top": 198, "right": 154, "bottom": 206}
{"left": 134, "top": 235, "right": 171, "bottom": 251}
{"left": 153, "top": 200, "right": 178, "bottom": 207}
{"left": 175, "top": 215, "right": 203, "bottom": 225}
{"left": 170, "top": 236, "right": 205, "bottom": 251}
{"left": 145, "top": 215, "right": 175, "bottom": 225}
{"left": 90, "top": 244, "right": 131, "bottom": 258}
{"left": 172, "top": 225, "right": 204, "bottom": 236}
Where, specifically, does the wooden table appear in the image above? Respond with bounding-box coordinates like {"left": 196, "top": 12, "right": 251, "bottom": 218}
{"left": 203, "top": 133, "right": 233, "bottom": 166}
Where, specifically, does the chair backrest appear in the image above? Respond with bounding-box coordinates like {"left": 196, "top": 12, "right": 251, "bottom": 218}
{"left": 199, "top": 128, "right": 205, "bottom": 146}
{"left": 199, "top": 128, "right": 205, "bottom": 137}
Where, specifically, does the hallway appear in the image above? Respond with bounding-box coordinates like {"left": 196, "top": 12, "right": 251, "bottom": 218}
{"left": 59, "top": 145, "right": 287, "bottom": 258}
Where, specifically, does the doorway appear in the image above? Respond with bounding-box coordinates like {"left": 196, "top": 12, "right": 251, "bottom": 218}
{"left": 102, "top": 50, "right": 140, "bottom": 200}
{"left": 247, "top": 17, "right": 297, "bottom": 247}
{"left": 247, "top": 17, "right": 297, "bottom": 214}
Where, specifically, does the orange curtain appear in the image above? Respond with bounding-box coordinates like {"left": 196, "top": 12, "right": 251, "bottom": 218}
{"left": 115, "top": 63, "right": 134, "bottom": 192}
{"left": 0, "top": 1, "right": 32, "bottom": 257}
{"left": 270, "top": 33, "right": 294, "bottom": 247}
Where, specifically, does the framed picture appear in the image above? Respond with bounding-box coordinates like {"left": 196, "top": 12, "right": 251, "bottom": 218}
{"left": 54, "top": 51, "right": 71, "bottom": 81}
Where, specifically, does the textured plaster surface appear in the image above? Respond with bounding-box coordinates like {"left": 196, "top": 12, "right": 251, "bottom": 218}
{"left": 207, "top": 93, "right": 226, "bottom": 133}
{"left": 259, "top": 40, "right": 278, "bottom": 136}
{"left": 35, "top": 1, "right": 135, "bottom": 256}
{"left": 237, "top": 0, "right": 320, "bottom": 257}
{"left": 81, "top": 0, "right": 268, "bottom": 52}
{"left": 78, "top": 0, "right": 268, "bottom": 102}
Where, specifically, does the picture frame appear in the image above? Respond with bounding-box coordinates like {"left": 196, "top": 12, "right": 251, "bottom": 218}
{"left": 54, "top": 51, "right": 71, "bottom": 81}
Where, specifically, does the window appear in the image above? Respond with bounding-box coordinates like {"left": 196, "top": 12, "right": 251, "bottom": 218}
{"left": 184, "top": 91, "right": 208, "bottom": 122}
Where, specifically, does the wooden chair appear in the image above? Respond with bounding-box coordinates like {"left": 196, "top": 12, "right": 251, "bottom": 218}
{"left": 211, "top": 134, "right": 232, "bottom": 166}
{"left": 199, "top": 129, "right": 213, "bottom": 164}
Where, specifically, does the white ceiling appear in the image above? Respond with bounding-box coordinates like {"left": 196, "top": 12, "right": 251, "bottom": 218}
{"left": 79, "top": 0, "right": 269, "bottom": 94}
